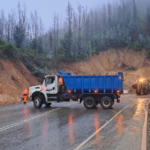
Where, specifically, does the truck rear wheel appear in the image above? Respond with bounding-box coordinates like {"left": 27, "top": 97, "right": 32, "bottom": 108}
{"left": 84, "top": 97, "right": 96, "bottom": 109}
{"left": 100, "top": 96, "right": 113, "bottom": 109}
{"left": 34, "top": 97, "right": 43, "bottom": 108}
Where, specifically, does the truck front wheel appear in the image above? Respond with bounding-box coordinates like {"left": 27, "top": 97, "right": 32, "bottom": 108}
{"left": 84, "top": 97, "right": 96, "bottom": 109}
{"left": 100, "top": 96, "right": 113, "bottom": 109}
{"left": 34, "top": 97, "right": 43, "bottom": 108}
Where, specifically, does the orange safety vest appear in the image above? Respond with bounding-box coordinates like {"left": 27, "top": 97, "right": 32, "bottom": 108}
{"left": 22, "top": 89, "right": 29, "bottom": 96}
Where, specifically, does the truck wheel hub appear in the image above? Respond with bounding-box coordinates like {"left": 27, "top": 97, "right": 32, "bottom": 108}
{"left": 87, "top": 100, "right": 92, "bottom": 105}
{"left": 103, "top": 99, "right": 110, "bottom": 106}
{"left": 35, "top": 99, "right": 39, "bottom": 106}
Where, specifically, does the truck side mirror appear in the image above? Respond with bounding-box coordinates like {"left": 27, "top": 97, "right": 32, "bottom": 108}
{"left": 45, "top": 79, "right": 47, "bottom": 87}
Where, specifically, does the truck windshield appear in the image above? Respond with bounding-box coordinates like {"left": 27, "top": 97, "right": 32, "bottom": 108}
{"left": 45, "top": 77, "right": 55, "bottom": 85}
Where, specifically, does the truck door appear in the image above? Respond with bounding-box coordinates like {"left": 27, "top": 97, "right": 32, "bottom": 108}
{"left": 45, "top": 76, "right": 57, "bottom": 94}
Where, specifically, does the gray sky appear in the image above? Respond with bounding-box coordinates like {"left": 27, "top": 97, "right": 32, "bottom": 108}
{"left": 0, "top": 0, "right": 111, "bottom": 30}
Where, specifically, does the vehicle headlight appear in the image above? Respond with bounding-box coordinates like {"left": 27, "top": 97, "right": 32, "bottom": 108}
{"left": 139, "top": 79, "right": 143, "bottom": 82}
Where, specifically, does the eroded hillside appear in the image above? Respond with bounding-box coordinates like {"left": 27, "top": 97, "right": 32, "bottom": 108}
{"left": 0, "top": 60, "right": 40, "bottom": 106}
{"left": 56, "top": 48, "right": 150, "bottom": 92}
{"left": 1, "top": 48, "right": 149, "bottom": 106}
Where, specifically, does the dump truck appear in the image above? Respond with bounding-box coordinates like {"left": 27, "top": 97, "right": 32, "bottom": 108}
{"left": 29, "top": 71, "right": 123, "bottom": 109}
{"left": 132, "top": 77, "right": 149, "bottom": 95}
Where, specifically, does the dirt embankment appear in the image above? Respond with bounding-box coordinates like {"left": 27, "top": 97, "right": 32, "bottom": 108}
{"left": 1, "top": 48, "right": 149, "bottom": 105}
{"left": 0, "top": 60, "right": 40, "bottom": 106}
{"left": 56, "top": 48, "right": 150, "bottom": 92}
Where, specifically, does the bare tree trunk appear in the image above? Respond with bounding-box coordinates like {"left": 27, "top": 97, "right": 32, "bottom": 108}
{"left": 67, "top": 2, "right": 73, "bottom": 33}
{"left": 56, "top": 14, "right": 59, "bottom": 48}
{"left": 0, "top": 10, "right": 5, "bottom": 39}
{"left": 53, "top": 14, "right": 56, "bottom": 57}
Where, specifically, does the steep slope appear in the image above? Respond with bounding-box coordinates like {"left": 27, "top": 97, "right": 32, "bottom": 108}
{"left": 0, "top": 60, "right": 40, "bottom": 106}
{"left": 1, "top": 48, "right": 149, "bottom": 106}
{"left": 56, "top": 48, "right": 150, "bottom": 92}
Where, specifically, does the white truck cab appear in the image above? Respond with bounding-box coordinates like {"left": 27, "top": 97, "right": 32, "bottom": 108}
{"left": 29, "top": 75, "right": 63, "bottom": 108}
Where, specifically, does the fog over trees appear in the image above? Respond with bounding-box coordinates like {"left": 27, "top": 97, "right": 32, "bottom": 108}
{"left": 0, "top": 0, "right": 150, "bottom": 61}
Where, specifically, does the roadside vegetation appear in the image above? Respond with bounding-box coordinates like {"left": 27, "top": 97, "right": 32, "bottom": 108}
{"left": 0, "top": 0, "right": 150, "bottom": 62}
{"left": 0, "top": 39, "right": 17, "bottom": 59}
{"left": 0, "top": 39, "right": 51, "bottom": 77}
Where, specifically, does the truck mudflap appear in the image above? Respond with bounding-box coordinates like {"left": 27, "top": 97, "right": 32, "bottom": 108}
{"left": 116, "top": 94, "right": 120, "bottom": 103}
{"left": 117, "top": 98, "right": 120, "bottom": 103}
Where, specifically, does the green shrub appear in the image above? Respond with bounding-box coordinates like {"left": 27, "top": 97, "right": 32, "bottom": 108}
{"left": 3, "top": 44, "right": 16, "bottom": 58}
{"left": 0, "top": 39, "right": 17, "bottom": 59}
{"left": 128, "top": 42, "right": 142, "bottom": 51}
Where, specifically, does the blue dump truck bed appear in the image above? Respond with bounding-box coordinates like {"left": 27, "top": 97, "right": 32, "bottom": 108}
{"left": 55, "top": 71, "right": 123, "bottom": 94}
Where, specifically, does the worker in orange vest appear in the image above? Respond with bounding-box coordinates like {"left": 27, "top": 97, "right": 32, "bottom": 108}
{"left": 22, "top": 88, "right": 29, "bottom": 104}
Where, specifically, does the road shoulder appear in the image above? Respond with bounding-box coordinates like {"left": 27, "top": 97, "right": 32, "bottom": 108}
{"left": 146, "top": 102, "right": 150, "bottom": 150}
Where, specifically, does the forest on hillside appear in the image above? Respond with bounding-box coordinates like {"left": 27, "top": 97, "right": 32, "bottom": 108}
{"left": 0, "top": 0, "right": 150, "bottom": 61}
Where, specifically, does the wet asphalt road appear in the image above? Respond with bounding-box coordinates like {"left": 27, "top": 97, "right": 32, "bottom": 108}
{"left": 0, "top": 94, "right": 148, "bottom": 150}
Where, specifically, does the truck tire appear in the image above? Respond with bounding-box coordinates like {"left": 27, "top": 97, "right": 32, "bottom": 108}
{"left": 34, "top": 97, "right": 43, "bottom": 108}
{"left": 84, "top": 97, "right": 96, "bottom": 109}
{"left": 136, "top": 90, "right": 141, "bottom": 95}
{"left": 100, "top": 96, "right": 113, "bottom": 109}
{"left": 45, "top": 102, "right": 51, "bottom": 107}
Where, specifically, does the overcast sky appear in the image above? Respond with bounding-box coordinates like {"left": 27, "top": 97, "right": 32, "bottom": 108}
{"left": 0, "top": 0, "right": 113, "bottom": 30}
